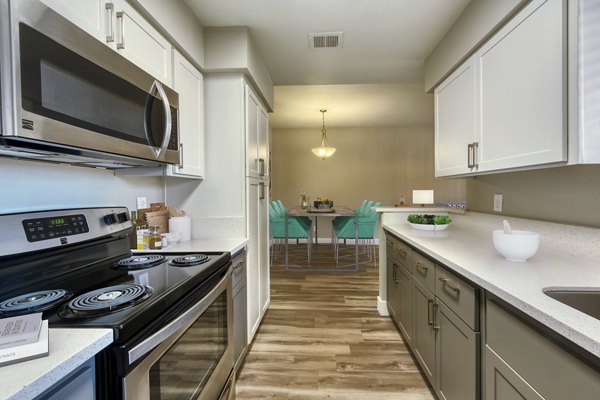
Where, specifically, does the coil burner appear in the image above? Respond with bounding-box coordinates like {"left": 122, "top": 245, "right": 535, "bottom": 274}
{"left": 58, "top": 284, "right": 153, "bottom": 319}
{"left": 115, "top": 255, "right": 166, "bottom": 270}
{"left": 169, "top": 254, "right": 210, "bottom": 267}
{"left": 0, "top": 289, "right": 72, "bottom": 316}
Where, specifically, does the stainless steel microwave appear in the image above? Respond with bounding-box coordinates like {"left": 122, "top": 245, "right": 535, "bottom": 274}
{"left": 0, "top": 0, "right": 180, "bottom": 168}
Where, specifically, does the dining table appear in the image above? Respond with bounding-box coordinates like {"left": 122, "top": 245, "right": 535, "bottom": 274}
{"left": 285, "top": 205, "right": 358, "bottom": 272}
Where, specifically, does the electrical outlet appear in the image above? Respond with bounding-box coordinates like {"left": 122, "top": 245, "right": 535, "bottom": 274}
{"left": 136, "top": 196, "right": 148, "bottom": 209}
{"left": 493, "top": 194, "right": 503, "bottom": 212}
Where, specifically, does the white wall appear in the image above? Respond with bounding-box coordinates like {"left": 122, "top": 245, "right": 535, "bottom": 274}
{"left": 0, "top": 158, "right": 164, "bottom": 213}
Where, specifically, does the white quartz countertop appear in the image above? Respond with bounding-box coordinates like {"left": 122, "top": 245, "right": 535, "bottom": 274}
{"left": 133, "top": 237, "right": 248, "bottom": 255}
{"left": 383, "top": 212, "right": 600, "bottom": 358}
{"left": 0, "top": 328, "right": 113, "bottom": 400}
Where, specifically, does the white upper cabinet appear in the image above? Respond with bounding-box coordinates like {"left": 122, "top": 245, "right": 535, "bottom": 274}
{"left": 435, "top": 58, "right": 477, "bottom": 177}
{"left": 167, "top": 50, "right": 204, "bottom": 179}
{"left": 43, "top": 0, "right": 172, "bottom": 85}
{"left": 40, "top": 0, "right": 108, "bottom": 42}
{"left": 246, "top": 86, "right": 269, "bottom": 179}
{"left": 112, "top": 0, "right": 173, "bottom": 84}
{"left": 435, "top": 0, "right": 566, "bottom": 177}
{"left": 476, "top": 0, "right": 566, "bottom": 172}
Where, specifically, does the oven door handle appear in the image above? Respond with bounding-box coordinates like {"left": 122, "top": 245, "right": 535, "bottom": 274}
{"left": 127, "top": 268, "right": 231, "bottom": 365}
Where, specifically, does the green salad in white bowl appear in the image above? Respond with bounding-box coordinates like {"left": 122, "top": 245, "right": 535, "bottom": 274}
{"left": 407, "top": 214, "right": 452, "bottom": 231}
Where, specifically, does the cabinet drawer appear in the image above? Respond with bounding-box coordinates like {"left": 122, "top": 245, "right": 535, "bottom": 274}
{"left": 435, "top": 265, "right": 478, "bottom": 330}
{"left": 387, "top": 235, "right": 412, "bottom": 270}
{"left": 486, "top": 299, "right": 600, "bottom": 400}
{"left": 413, "top": 252, "right": 435, "bottom": 292}
{"left": 232, "top": 250, "right": 247, "bottom": 288}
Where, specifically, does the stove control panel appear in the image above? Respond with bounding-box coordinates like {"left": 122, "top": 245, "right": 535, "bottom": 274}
{"left": 22, "top": 214, "right": 90, "bottom": 242}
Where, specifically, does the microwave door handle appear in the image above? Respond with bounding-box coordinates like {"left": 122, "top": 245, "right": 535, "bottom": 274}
{"left": 144, "top": 80, "right": 172, "bottom": 159}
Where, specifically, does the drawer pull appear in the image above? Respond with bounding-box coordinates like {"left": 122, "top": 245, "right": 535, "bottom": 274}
{"left": 432, "top": 302, "right": 440, "bottom": 330}
{"left": 398, "top": 249, "right": 407, "bottom": 257}
{"left": 233, "top": 261, "right": 245, "bottom": 270}
{"left": 439, "top": 277, "right": 460, "bottom": 293}
{"left": 392, "top": 263, "right": 399, "bottom": 283}
{"left": 416, "top": 261, "right": 428, "bottom": 271}
{"left": 427, "top": 299, "right": 433, "bottom": 326}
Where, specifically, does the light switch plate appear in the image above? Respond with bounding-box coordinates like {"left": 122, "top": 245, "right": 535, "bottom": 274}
{"left": 493, "top": 194, "right": 503, "bottom": 212}
{"left": 136, "top": 196, "right": 148, "bottom": 209}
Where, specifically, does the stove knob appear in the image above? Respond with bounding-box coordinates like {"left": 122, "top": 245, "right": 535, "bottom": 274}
{"left": 117, "top": 212, "right": 130, "bottom": 223}
{"left": 103, "top": 213, "right": 118, "bottom": 225}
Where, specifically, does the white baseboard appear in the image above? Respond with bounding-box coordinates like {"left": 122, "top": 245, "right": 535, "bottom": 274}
{"left": 377, "top": 296, "right": 389, "bottom": 316}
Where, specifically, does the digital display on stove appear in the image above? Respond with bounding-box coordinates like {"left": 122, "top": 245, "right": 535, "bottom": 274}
{"left": 22, "top": 214, "right": 89, "bottom": 242}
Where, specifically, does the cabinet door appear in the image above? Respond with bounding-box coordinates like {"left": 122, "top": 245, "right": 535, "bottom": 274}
{"left": 246, "top": 87, "right": 260, "bottom": 178}
{"left": 246, "top": 180, "right": 261, "bottom": 341}
{"left": 40, "top": 0, "right": 108, "bottom": 43}
{"left": 258, "top": 182, "right": 270, "bottom": 313}
{"left": 435, "top": 300, "right": 478, "bottom": 400}
{"left": 412, "top": 280, "right": 436, "bottom": 385}
{"left": 257, "top": 106, "right": 269, "bottom": 177}
{"left": 476, "top": 0, "right": 566, "bottom": 171}
{"left": 386, "top": 257, "right": 398, "bottom": 318}
{"left": 485, "top": 346, "right": 545, "bottom": 400}
{"left": 113, "top": 0, "right": 172, "bottom": 84}
{"left": 169, "top": 50, "right": 204, "bottom": 178}
{"left": 396, "top": 265, "right": 414, "bottom": 345}
{"left": 435, "top": 58, "right": 477, "bottom": 177}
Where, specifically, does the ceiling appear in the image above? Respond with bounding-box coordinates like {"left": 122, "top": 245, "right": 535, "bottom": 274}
{"left": 184, "top": 0, "right": 470, "bottom": 128}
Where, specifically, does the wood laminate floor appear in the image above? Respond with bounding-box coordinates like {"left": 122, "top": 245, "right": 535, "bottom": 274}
{"left": 235, "top": 243, "right": 435, "bottom": 399}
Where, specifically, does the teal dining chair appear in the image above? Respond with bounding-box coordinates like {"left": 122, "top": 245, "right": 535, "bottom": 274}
{"left": 333, "top": 201, "right": 382, "bottom": 263}
{"left": 269, "top": 201, "right": 312, "bottom": 261}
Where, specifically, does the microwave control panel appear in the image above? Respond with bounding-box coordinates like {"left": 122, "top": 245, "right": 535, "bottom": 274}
{"left": 22, "top": 214, "right": 89, "bottom": 242}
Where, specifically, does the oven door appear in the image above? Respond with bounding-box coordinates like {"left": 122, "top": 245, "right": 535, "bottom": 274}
{"left": 123, "top": 269, "right": 234, "bottom": 400}
{"left": 2, "top": 0, "right": 179, "bottom": 164}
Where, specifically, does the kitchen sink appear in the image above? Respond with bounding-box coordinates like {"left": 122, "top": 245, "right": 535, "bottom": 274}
{"left": 543, "top": 289, "right": 600, "bottom": 321}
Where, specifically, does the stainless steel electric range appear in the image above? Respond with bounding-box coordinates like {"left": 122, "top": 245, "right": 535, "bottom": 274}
{"left": 0, "top": 207, "right": 235, "bottom": 400}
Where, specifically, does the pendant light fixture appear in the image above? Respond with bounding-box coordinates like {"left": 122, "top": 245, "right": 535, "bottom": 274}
{"left": 312, "top": 109, "right": 336, "bottom": 159}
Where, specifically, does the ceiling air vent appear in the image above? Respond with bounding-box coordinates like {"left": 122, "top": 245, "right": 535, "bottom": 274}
{"left": 308, "top": 32, "right": 344, "bottom": 49}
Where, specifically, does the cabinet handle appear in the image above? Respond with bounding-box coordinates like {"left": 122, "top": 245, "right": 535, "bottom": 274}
{"left": 116, "top": 11, "right": 125, "bottom": 49}
{"left": 105, "top": 3, "right": 115, "bottom": 43}
{"left": 259, "top": 182, "right": 265, "bottom": 200}
{"left": 392, "top": 263, "right": 398, "bottom": 283}
{"left": 258, "top": 158, "right": 265, "bottom": 176}
{"left": 416, "top": 260, "right": 428, "bottom": 271}
{"left": 427, "top": 299, "right": 433, "bottom": 326}
{"left": 432, "top": 302, "right": 440, "bottom": 330}
{"left": 467, "top": 143, "right": 474, "bottom": 168}
{"left": 439, "top": 277, "right": 460, "bottom": 293}
{"left": 398, "top": 248, "right": 407, "bottom": 257}
{"left": 472, "top": 142, "right": 479, "bottom": 168}
{"left": 179, "top": 143, "right": 184, "bottom": 168}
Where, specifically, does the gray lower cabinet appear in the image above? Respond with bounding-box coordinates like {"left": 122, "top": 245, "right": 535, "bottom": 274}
{"left": 485, "top": 345, "right": 545, "bottom": 400}
{"left": 396, "top": 264, "right": 413, "bottom": 344}
{"left": 232, "top": 250, "right": 248, "bottom": 371}
{"left": 386, "top": 256, "right": 399, "bottom": 319}
{"left": 485, "top": 299, "right": 600, "bottom": 400}
{"left": 385, "top": 232, "right": 480, "bottom": 400}
{"left": 436, "top": 300, "right": 478, "bottom": 400}
{"left": 412, "top": 279, "right": 436, "bottom": 383}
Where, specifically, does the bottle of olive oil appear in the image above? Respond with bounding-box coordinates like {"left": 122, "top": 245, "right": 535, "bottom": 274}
{"left": 149, "top": 226, "right": 162, "bottom": 250}
{"left": 300, "top": 188, "right": 307, "bottom": 209}
{"left": 136, "top": 213, "right": 148, "bottom": 250}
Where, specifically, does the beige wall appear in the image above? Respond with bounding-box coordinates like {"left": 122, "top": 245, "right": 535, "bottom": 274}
{"left": 467, "top": 165, "right": 600, "bottom": 227}
{"left": 271, "top": 126, "right": 467, "bottom": 239}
